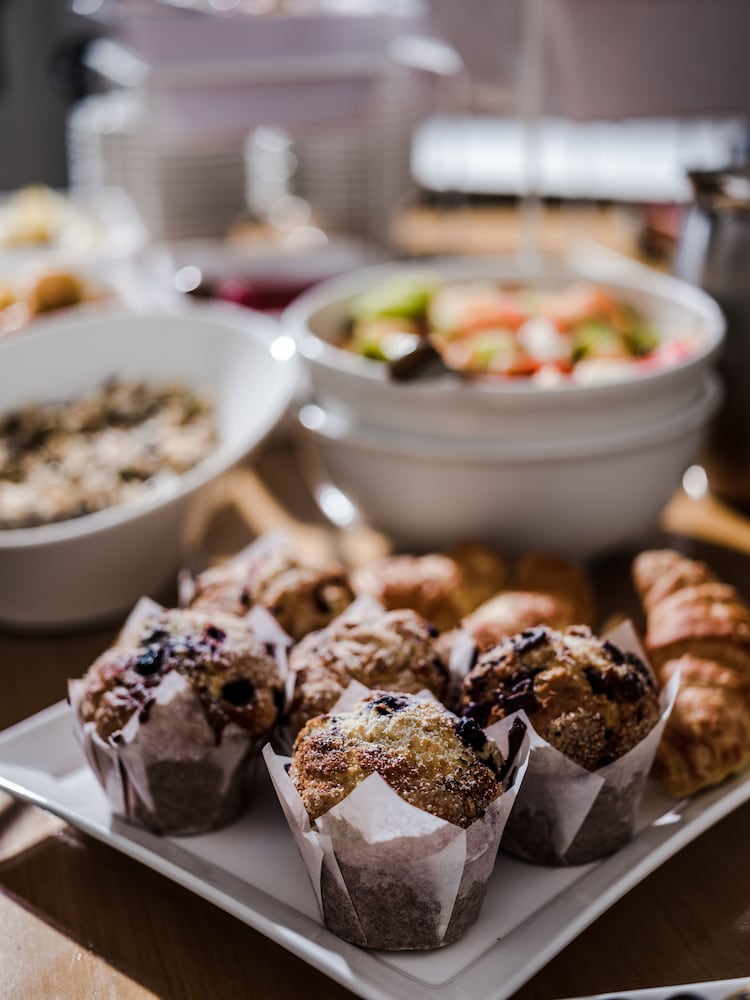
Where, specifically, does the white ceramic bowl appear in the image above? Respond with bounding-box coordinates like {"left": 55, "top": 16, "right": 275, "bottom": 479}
{"left": 284, "top": 254, "right": 725, "bottom": 443}
{"left": 297, "top": 374, "right": 721, "bottom": 556}
{"left": 0, "top": 308, "right": 299, "bottom": 629}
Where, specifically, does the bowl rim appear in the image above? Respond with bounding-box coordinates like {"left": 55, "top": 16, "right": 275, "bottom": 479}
{"left": 299, "top": 371, "right": 721, "bottom": 462}
{"left": 283, "top": 252, "right": 725, "bottom": 399}
{"left": 0, "top": 307, "right": 299, "bottom": 550}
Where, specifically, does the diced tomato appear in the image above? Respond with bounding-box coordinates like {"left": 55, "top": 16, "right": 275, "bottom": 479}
{"left": 501, "top": 355, "right": 541, "bottom": 377}
{"left": 457, "top": 297, "right": 528, "bottom": 334}
{"left": 635, "top": 338, "right": 693, "bottom": 371}
{"left": 540, "top": 283, "right": 618, "bottom": 330}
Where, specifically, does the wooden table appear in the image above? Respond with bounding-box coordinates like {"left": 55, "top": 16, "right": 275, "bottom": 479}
{"left": 2, "top": 448, "right": 750, "bottom": 1000}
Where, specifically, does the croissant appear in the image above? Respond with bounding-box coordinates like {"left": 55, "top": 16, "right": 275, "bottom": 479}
{"left": 633, "top": 549, "right": 750, "bottom": 797}
{"left": 460, "top": 551, "right": 595, "bottom": 651}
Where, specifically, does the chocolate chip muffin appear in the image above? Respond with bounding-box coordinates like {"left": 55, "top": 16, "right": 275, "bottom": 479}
{"left": 291, "top": 691, "right": 503, "bottom": 826}
{"left": 287, "top": 605, "right": 449, "bottom": 735}
{"left": 461, "top": 625, "right": 660, "bottom": 771}
{"left": 71, "top": 608, "right": 283, "bottom": 834}
{"left": 189, "top": 538, "right": 354, "bottom": 641}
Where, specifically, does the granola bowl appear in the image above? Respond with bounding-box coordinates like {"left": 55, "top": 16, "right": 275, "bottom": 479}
{"left": 0, "top": 308, "right": 299, "bottom": 629}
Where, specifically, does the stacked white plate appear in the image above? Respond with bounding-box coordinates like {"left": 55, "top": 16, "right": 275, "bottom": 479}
{"left": 68, "top": 93, "right": 246, "bottom": 241}
{"left": 245, "top": 64, "right": 426, "bottom": 245}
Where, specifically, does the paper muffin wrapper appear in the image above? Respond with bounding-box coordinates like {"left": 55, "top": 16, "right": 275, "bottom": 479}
{"left": 69, "top": 671, "right": 256, "bottom": 836}
{"left": 263, "top": 680, "right": 530, "bottom": 951}
{"left": 69, "top": 597, "right": 287, "bottom": 837}
{"left": 497, "top": 622, "right": 680, "bottom": 866}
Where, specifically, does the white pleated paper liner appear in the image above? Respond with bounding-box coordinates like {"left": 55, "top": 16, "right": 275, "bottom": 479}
{"left": 264, "top": 680, "right": 530, "bottom": 950}
{"left": 498, "top": 622, "right": 680, "bottom": 866}
{"left": 68, "top": 596, "right": 290, "bottom": 836}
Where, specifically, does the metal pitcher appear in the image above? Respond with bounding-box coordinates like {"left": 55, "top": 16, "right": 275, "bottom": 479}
{"left": 676, "top": 168, "right": 750, "bottom": 507}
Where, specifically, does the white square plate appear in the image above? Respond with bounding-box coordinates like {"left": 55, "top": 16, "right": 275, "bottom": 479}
{"left": 2, "top": 701, "right": 750, "bottom": 1000}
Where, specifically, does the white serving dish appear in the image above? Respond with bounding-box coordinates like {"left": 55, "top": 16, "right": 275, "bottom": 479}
{"left": 0, "top": 308, "right": 299, "bottom": 629}
{"left": 564, "top": 978, "right": 750, "bottom": 1000}
{"left": 297, "top": 375, "right": 721, "bottom": 554}
{"left": 2, "top": 700, "right": 750, "bottom": 1000}
{"left": 283, "top": 254, "right": 725, "bottom": 444}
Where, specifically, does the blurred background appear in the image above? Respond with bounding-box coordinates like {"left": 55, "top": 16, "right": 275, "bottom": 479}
{"left": 1, "top": 0, "right": 748, "bottom": 262}
{"left": 2, "top": 0, "right": 750, "bottom": 518}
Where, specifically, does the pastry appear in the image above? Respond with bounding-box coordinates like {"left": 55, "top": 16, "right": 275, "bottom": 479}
{"left": 189, "top": 535, "right": 355, "bottom": 641}
{"left": 267, "top": 688, "right": 521, "bottom": 949}
{"left": 633, "top": 548, "right": 750, "bottom": 796}
{"left": 290, "top": 690, "right": 504, "bottom": 826}
{"left": 351, "top": 541, "right": 508, "bottom": 631}
{"left": 460, "top": 625, "right": 659, "bottom": 770}
{"left": 437, "top": 550, "right": 595, "bottom": 655}
{"left": 70, "top": 607, "right": 283, "bottom": 834}
{"left": 460, "top": 624, "right": 664, "bottom": 864}
{"left": 287, "top": 603, "right": 448, "bottom": 735}
{"left": 514, "top": 551, "right": 596, "bottom": 627}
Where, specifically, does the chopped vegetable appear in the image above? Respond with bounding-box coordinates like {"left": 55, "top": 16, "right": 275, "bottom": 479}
{"left": 342, "top": 277, "right": 699, "bottom": 384}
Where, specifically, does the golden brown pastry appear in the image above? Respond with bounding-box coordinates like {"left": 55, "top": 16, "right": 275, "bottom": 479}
{"left": 633, "top": 548, "right": 750, "bottom": 796}
{"left": 78, "top": 607, "right": 282, "bottom": 744}
{"left": 28, "top": 270, "right": 85, "bottom": 313}
{"left": 460, "top": 625, "right": 660, "bottom": 771}
{"left": 189, "top": 536, "right": 355, "bottom": 641}
{"left": 514, "top": 551, "right": 596, "bottom": 626}
{"left": 290, "top": 690, "right": 504, "bottom": 826}
{"left": 351, "top": 542, "right": 507, "bottom": 631}
{"left": 458, "top": 551, "right": 595, "bottom": 651}
{"left": 287, "top": 605, "right": 448, "bottom": 734}
{"left": 461, "top": 591, "right": 573, "bottom": 652}
{"left": 653, "top": 656, "right": 750, "bottom": 798}
{"left": 632, "top": 548, "right": 718, "bottom": 614}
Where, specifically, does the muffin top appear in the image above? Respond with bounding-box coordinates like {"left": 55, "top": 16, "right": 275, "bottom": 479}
{"left": 77, "top": 608, "right": 283, "bottom": 744}
{"left": 460, "top": 625, "right": 660, "bottom": 771}
{"left": 288, "top": 606, "right": 449, "bottom": 733}
{"left": 190, "top": 543, "right": 354, "bottom": 641}
{"left": 290, "top": 690, "right": 504, "bottom": 827}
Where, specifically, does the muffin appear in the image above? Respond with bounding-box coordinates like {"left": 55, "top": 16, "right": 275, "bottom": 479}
{"left": 70, "top": 607, "right": 283, "bottom": 835}
{"left": 462, "top": 625, "right": 660, "bottom": 770}
{"left": 188, "top": 536, "right": 354, "bottom": 641}
{"left": 287, "top": 603, "right": 449, "bottom": 735}
{"left": 291, "top": 691, "right": 503, "bottom": 825}
{"left": 461, "top": 625, "right": 666, "bottom": 864}
{"left": 265, "top": 688, "right": 526, "bottom": 950}
{"left": 351, "top": 541, "right": 508, "bottom": 631}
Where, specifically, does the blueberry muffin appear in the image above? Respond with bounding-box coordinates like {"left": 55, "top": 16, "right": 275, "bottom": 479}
{"left": 460, "top": 625, "right": 663, "bottom": 864}
{"left": 461, "top": 625, "right": 659, "bottom": 771}
{"left": 189, "top": 538, "right": 354, "bottom": 641}
{"left": 287, "top": 605, "right": 449, "bottom": 735}
{"left": 72, "top": 608, "right": 283, "bottom": 834}
{"left": 284, "top": 690, "right": 511, "bottom": 949}
{"left": 351, "top": 541, "right": 507, "bottom": 631}
{"left": 291, "top": 691, "right": 503, "bottom": 825}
